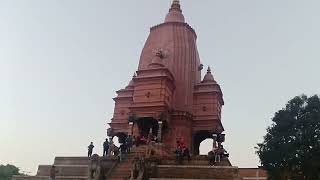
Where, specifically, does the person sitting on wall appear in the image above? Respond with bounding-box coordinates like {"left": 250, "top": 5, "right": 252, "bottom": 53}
{"left": 208, "top": 150, "right": 215, "bottom": 166}
{"left": 214, "top": 144, "right": 222, "bottom": 163}
{"left": 218, "top": 145, "right": 229, "bottom": 159}
{"left": 175, "top": 140, "right": 183, "bottom": 164}
{"left": 175, "top": 139, "right": 191, "bottom": 164}
{"left": 179, "top": 140, "right": 191, "bottom": 162}
{"left": 208, "top": 143, "right": 218, "bottom": 166}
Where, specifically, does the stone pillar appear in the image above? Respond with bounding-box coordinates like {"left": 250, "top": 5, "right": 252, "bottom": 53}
{"left": 157, "top": 121, "right": 163, "bottom": 142}
{"left": 128, "top": 122, "right": 133, "bottom": 135}
{"left": 212, "top": 134, "right": 218, "bottom": 147}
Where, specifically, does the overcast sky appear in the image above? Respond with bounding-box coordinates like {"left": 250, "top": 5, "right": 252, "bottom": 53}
{"left": 1, "top": 0, "right": 320, "bottom": 175}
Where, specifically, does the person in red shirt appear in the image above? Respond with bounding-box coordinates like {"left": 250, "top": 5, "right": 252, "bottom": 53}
{"left": 175, "top": 138, "right": 191, "bottom": 163}
{"left": 180, "top": 139, "right": 191, "bottom": 162}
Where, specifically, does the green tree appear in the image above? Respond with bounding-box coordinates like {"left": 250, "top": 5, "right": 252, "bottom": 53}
{"left": 0, "top": 164, "right": 22, "bottom": 180}
{"left": 256, "top": 95, "right": 320, "bottom": 180}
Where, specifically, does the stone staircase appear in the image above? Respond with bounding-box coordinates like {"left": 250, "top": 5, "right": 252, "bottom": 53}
{"left": 13, "top": 156, "right": 117, "bottom": 180}
{"left": 105, "top": 144, "right": 238, "bottom": 180}
{"left": 107, "top": 145, "right": 148, "bottom": 180}
{"left": 13, "top": 145, "right": 262, "bottom": 180}
{"left": 151, "top": 154, "right": 238, "bottom": 180}
{"left": 153, "top": 165, "right": 239, "bottom": 180}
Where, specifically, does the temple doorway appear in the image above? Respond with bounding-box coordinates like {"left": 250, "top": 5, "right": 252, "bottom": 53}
{"left": 136, "top": 117, "right": 159, "bottom": 137}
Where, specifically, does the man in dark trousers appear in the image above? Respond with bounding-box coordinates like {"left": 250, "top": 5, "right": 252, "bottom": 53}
{"left": 88, "top": 142, "right": 94, "bottom": 157}
{"left": 125, "top": 135, "right": 133, "bottom": 153}
{"left": 103, "top": 138, "right": 109, "bottom": 156}
{"left": 119, "top": 143, "right": 127, "bottom": 162}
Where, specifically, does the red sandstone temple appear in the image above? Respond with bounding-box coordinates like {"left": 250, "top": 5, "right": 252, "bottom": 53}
{"left": 108, "top": 0, "right": 225, "bottom": 155}
{"left": 13, "top": 1, "right": 268, "bottom": 180}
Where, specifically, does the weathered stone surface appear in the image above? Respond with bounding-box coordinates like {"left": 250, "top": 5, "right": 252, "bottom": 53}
{"left": 54, "top": 157, "right": 90, "bottom": 165}
{"left": 13, "top": 176, "right": 87, "bottom": 180}
{"left": 238, "top": 168, "right": 268, "bottom": 180}
{"left": 159, "top": 155, "right": 231, "bottom": 166}
{"left": 154, "top": 165, "right": 239, "bottom": 179}
{"left": 36, "top": 165, "right": 88, "bottom": 176}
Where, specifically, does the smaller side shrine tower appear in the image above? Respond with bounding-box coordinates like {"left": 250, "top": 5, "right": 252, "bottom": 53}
{"left": 108, "top": 0, "right": 225, "bottom": 155}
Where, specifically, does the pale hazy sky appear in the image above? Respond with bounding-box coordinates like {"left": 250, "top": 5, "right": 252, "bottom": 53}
{"left": 1, "top": 0, "right": 320, "bottom": 175}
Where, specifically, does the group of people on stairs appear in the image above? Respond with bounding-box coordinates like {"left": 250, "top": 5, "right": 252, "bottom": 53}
{"left": 87, "top": 135, "right": 135, "bottom": 162}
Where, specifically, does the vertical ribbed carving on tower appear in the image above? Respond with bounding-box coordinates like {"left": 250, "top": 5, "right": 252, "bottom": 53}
{"left": 109, "top": 1, "right": 225, "bottom": 154}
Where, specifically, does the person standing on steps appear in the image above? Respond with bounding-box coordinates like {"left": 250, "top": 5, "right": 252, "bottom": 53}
{"left": 88, "top": 142, "right": 94, "bottom": 157}
{"left": 119, "top": 142, "right": 127, "bottom": 162}
{"left": 125, "top": 135, "right": 133, "bottom": 153}
{"left": 103, "top": 138, "right": 109, "bottom": 156}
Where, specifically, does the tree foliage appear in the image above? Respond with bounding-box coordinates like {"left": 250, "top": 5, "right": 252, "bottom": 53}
{"left": 256, "top": 95, "right": 320, "bottom": 180}
{"left": 0, "top": 164, "right": 22, "bottom": 180}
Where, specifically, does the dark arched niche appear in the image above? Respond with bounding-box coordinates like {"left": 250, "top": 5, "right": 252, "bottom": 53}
{"left": 113, "top": 132, "right": 127, "bottom": 144}
{"left": 136, "top": 117, "right": 159, "bottom": 137}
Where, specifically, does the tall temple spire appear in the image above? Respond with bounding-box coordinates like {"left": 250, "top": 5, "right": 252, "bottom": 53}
{"left": 165, "top": 0, "right": 185, "bottom": 23}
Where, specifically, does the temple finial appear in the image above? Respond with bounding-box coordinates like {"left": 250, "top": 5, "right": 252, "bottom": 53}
{"left": 165, "top": 0, "right": 184, "bottom": 22}
{"left": 207, "top": 66, "right": 212, "bottom": 73}
{"left": 170, "top": 0, "right": 182, "bottom": 12}
{"left": 202, "top": 66, "right": 216, "bottom": 83}
{"left": 172, "top": 0, "right": 180, "bottom": 5}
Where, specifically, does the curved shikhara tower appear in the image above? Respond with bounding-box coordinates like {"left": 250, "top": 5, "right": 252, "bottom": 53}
{"left": 109, "top": 0, "right": 225, "bottom": 154}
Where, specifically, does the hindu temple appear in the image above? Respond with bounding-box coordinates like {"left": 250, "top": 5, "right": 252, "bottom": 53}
{"left": 108, "top": 0, "right": 225, "bottom": 155}
{"left": 13, "top": 1, "right": 267, "bottom": 180}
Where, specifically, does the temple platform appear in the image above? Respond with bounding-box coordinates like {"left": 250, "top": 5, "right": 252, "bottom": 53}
{"left": 13, "top": 145, "right": 266, "bottom": 180}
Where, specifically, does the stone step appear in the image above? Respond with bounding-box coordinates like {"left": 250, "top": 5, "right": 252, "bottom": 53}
{"left": 36, "top": 165, "right": 88, "bottom": 176}
{"left": 54, "top": 156, "right": 118, "bottom": 165}
{"left": 150, "top": 179, "right": 235, "bottom": 180}
{"left": 112, "top": 170, "right": 131, "bottom": 174}
{"left": 159, "top": 156, "right": 231, "bottom": 166}
{"left": 109, "top": 175, "right": 130, "bottom": 179}
{"left": 153, "top": 165, "right": 239, "bottom": 179}
{"left": 109, "top": 173, "right": 130, "bottom": 178}
{"left": 113, "top": 168, "right": 131, "bottom": 171}
{"left": 13, "top": 175, "right": 88, "bottom": 180}
{"left": 118, "top": 164, "right": 132, "bottom": 169}
{"left": 54, "top": 157, "right": 90, "bottom": 165}
{"left": 160, "top": 159, "right": 231, "bottom": 166}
